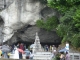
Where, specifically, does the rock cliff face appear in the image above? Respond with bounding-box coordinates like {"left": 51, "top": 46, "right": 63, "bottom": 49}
{"left": 0, "top": 0, "right": 61, "bottom": 44}
{"left": 8, "top": 26, "right": 61, "bottom": 45}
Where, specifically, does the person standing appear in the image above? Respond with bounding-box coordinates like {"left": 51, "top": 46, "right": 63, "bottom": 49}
{"left": 65, "top": 52, "right": 70, "bottom": 60}
{"left": 44, "top": 45, "right": 48, "bottom": 51}
{"left": 19, "top": 43, "right": 24, "bottom": 59}
{"left": 1, "top": 44, "right": 10, "bottom": 59}
{"left": 50, "top": 45, "right": 52, "bottom": 52}
{"left": 24, "top": 49, "right": 31, "bottom": 59}
{"left": 19, "top": 43, "right": 24, "bottom": 50}
{"left": 60, "top": 52, "right": 65, "bottom": 60}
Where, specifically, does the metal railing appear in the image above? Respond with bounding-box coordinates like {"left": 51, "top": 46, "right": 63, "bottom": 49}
{"left": 70, "top": 53, "right": 80, "bottom": 60}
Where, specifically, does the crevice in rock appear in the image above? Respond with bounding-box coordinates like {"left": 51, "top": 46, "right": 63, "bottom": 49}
{"left": 0, "top": 16, "right": 4, "bottom": 44}
{"left": 17, "top": 25, "right": 32, "bottom": 34}
{"left": 6, "top": 25, "right": 61, "bottom": 48}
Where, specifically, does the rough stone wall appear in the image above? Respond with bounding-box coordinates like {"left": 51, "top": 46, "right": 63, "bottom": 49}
{"left": 0, "top": 0, "right": 61, "bottom": 44}
{"left": 0, "top": 0, "right": 44, "bottom": 42}
{"left": 0, "top": 17, "right": 4, "bottom": 43}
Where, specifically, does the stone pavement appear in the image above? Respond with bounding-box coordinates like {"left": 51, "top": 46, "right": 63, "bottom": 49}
{"left": 33, "top": 52, "right": 52, "bottom": 60}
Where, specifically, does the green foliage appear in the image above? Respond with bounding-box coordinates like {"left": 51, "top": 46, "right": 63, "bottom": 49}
{"left": 71, "top": 34, "right": 80, "bottom": 48}
{"left": 36, "top": 20, "right": 44, "bottom": 28}
{"left": 56, "top": 8, "right": 75, "bottom": 37}
{"left": 44, "top": 16, "right": 59, "bottom": 31}
{"left": 73, "top": 9, "right": 80, "bottom": 32}
{"left": 47, "top": 0, "right": 80, "bottom": 13}
{"left": 56, "top": 5, "right": 80, "bottom": 48}
{"left": 36, "top": 16, "right": 59, "bottom": 31}
{"left": 37, "top": 0, "right": 80, "bottom": 48}
{"left": 56, "top": 24, "right": 68, "bottom": 37}
{"left": 53, "top": 54, "right": 60, "bottom": 60}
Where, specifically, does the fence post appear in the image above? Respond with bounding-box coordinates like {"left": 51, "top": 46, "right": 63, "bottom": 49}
{"left": 79, "top": 53, "right": 80, "bottom": 60}
{"left": 72, "top": 53, "right": 74, "bottom": 60}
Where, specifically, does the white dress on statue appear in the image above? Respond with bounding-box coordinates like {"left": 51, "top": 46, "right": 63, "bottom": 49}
{"left": 13, "top": 47, "right": 19, "bottom": 59}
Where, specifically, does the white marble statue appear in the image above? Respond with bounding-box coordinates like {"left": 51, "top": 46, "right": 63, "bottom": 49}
{"left": 32, "top": 32, "right": 42, "bottom": 53}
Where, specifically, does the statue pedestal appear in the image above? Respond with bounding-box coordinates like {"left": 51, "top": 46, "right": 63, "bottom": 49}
{"left": 32, "top": 32, "right": 42, "bottom": 53}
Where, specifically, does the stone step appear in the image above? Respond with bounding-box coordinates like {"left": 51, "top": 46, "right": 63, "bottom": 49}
{"left": 33, "top": 52, "right": 52, "bottom": 60}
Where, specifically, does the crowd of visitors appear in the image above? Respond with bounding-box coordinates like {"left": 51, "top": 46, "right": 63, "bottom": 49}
{"left": 43, "top": 44, "right": 70, "bottom": 60}
{"left": 11, "top": 43, "right": 34, "bottom": 59}
{"left": 0, "top": 43, "right": 34, "bottom": 59}
{"left": 0, "top": 43, "right": 70, "bottom": 60}
{"left": 55, "top": 51, "right": 70, "bottom": 60}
